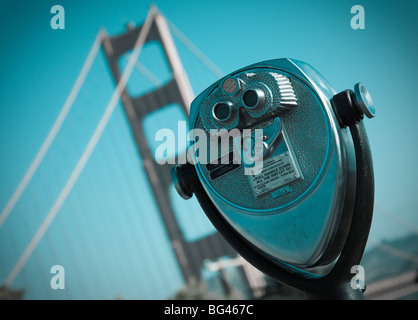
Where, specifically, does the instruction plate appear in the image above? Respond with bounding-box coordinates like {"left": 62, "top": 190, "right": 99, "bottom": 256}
{"left": 249, "top": 152, "right": 301, "bottom": 197}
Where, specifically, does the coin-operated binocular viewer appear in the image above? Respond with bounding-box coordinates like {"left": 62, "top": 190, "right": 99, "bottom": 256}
{"left": 172, "top": 58, "right": 375, "bottom": 299}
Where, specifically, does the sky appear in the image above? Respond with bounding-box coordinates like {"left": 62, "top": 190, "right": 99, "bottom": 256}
{"left": 0, "top": 0, "right": 417, "bottom": 298}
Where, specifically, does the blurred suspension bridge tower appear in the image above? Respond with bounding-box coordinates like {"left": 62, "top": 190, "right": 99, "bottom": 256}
{"left": 101, "top": 7, "right": 237, "bottom": 281}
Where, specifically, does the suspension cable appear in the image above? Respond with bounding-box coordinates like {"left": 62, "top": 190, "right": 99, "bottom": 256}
{"left": 3, "top": 9, "right": 156, "bottom": 287}
{"left": 0, "top": 31, "right": 104, "bottom": 228}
